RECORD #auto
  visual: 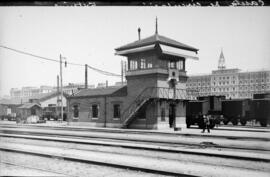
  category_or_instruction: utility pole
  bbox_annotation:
[173,79,177,131]
[60,54,63,122]
[57,75,59,118]
[121,60,123,85]
[85,64,88,89]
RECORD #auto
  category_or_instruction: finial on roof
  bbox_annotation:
[138,27,141,40]
[155,16,158,34]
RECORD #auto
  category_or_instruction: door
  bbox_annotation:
[169,104,176,128]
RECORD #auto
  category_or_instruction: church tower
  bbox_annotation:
[218,48,226,70]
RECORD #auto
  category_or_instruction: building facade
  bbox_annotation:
[187,50,270,99]
[10,86,55,98]
[67,20,199,129]
[9,83,96,98]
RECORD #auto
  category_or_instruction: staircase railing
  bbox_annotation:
[121,87,155,128]
[121,87,197,128]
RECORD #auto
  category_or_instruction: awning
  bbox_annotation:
[159,44,199,60]
[115,44,155,55]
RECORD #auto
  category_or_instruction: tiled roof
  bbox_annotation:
[72,85,127,98]
[115,34,198,52]
[18,103,41,109]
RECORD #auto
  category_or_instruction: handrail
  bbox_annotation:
[121,87,154,124]
[121,87,199,127]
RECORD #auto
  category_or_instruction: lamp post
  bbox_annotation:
[59,54,67,123]
[171,78,177,131]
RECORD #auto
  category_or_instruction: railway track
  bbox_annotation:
[0,134,269,177]
[0,126,269,152]
[0,123,269,141]
[1,132,269,162]
[1,124,269,177]
[0,147,196,177]
[0,160,68,176]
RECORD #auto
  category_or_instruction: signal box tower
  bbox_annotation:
[115,18,199,129]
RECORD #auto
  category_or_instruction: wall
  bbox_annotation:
[68,96,126,128]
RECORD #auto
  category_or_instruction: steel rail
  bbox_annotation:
[1,131,269,162]
[1,129,269,152]
[0,124,269,139]
[1,160,69,176]
[0,147,198,177]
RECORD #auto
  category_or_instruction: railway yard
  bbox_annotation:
[0,121,269,177]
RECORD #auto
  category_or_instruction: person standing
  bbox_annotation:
[202,115,210,133]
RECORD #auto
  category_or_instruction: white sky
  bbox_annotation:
[0,7,270,96]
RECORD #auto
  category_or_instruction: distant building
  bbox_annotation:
[10,86,55,98]
[9,83,96,98]
[186,50,270,99]
[0,91,69,119]
[96,83,107,88]
[114,81,127,86]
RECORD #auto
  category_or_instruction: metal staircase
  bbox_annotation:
[121,87,197,128]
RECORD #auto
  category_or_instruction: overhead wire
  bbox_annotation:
[0,44,121,77]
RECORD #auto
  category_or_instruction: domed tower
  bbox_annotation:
[115,18,199,129]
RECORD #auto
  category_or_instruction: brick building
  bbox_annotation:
[187,50,270,99]
[67,20,199,129]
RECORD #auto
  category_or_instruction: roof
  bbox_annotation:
[72,85,127,98]
[18,103,41,109]
[115,33,198,52]
[29,91,68,101]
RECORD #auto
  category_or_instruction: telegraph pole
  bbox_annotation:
[121,60,123,85]
[57,75,59,118]
[60,54,63,122]
[85,64,88,89]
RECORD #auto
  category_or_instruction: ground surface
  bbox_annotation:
[0,120,269,177]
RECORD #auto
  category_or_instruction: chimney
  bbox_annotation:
[138,27,141,40]
[106,80,108,88]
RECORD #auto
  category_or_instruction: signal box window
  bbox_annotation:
[177,60,184,70]
[92,104,99,118]
[168,61,176,69]
[73,105,79,118]
[113,104,121,118]
[147,60,153,68]
[130,60,138,70]
[141,59,146,69]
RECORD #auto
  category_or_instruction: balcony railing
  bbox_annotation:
[126,68,186,77]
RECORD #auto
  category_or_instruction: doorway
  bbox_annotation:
[169,104,176,128]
